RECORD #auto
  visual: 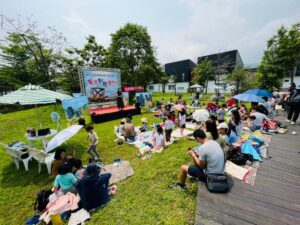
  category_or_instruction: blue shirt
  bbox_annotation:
[228,131,238,144]
[54,173,77,190]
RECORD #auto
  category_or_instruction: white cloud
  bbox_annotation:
[154,0,300,65]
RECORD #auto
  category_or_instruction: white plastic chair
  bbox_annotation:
[28,149,55,174]
[0,143,31,171]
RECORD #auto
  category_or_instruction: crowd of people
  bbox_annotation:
[32,84,300,223]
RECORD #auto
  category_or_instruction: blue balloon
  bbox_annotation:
[50,112,60,121]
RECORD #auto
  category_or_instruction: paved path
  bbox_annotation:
[195,114,300,225]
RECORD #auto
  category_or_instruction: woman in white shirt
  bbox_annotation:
[152,125,165,150]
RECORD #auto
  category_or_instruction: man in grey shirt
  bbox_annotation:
[171,129,225,190]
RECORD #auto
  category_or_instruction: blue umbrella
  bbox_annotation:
[244,89,272,97]
[233,93,265,103]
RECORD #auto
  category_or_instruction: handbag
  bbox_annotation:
[206,173,229,193]
[205,150,229,193]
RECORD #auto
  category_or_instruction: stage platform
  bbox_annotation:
[90,106,141,123]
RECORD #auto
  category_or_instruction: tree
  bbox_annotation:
[258,23,300,90]
[0,15,67,90]
[160,73,169,94]
[57,35,108,92]
[192,58,213,93]
[227,66,258,93]
[107,23,160,86]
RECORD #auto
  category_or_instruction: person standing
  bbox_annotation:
[116,88,124,110]
[165,114,174,142]
[85,125,100,160]
[217,104,226,123]
[178,109,187,136]
[287,90,300,125]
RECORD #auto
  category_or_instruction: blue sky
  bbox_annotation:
[1,0,299,66]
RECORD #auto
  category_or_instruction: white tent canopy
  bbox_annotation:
[190,84,203,88]
[0,84,72,105]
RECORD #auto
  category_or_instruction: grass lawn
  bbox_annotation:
[0,96,202,225]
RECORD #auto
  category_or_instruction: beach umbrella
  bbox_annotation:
[192,109,209,122]
[45,125,83,152]
[173,104,186,111]
[0,84,72,105]
[0,84,72,128]
[233,93,265,103]
[244,89,272,97]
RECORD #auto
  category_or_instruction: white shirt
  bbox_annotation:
[153,133,165,147]
[179,114,186,125]
[88,131,98,145]
[250,112,267,127]
[165,120,174,130]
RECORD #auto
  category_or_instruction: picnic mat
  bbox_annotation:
[102,160,134,185]
[225,161,250,180]
[171,128,193,138]
[225,160,260,186]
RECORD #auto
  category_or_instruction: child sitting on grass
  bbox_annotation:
[139,117,148,132]
[73,159,86,179]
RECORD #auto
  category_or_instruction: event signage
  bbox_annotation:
[123,86,144,92]
[79,68,121,103]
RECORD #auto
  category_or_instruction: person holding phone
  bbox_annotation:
[170,129,224,190]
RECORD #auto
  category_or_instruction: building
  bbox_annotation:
[197,49,244,74]
[147,59,196,93]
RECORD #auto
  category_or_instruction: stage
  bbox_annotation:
[90,106,141,123]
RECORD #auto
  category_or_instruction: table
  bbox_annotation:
[25,129,57,150]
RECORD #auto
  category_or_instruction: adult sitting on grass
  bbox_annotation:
[171,129,225,190]
[53,163,77,194]
[124,118,136,142]
[52,148,74,177]
[77,163,116,211]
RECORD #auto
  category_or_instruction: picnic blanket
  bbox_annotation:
[171,128,193,138]
[225,160,260,186]
[101,160,134,185]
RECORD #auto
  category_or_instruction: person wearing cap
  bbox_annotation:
[77,163,115,211]
[217,122,230,145]
[139,118,148,132]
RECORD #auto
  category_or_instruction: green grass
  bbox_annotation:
[0,97,202,225]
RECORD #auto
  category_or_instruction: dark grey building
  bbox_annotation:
[164,59,196,82]
[197,50,244,74]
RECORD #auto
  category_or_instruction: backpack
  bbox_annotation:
[34,189,52,212]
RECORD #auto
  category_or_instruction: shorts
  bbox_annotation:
[188,165,206,182]
[180,124,186,128]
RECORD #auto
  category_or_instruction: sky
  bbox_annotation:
[0,0,299,66]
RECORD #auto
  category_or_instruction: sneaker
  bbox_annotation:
[142,153,152,160]
[168,182,187,190]
[286,119,291,122]
[291,121,295,125]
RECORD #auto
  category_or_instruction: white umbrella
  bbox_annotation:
[192,109,209,122]
[45,125,83,152]
[190,84,203,88]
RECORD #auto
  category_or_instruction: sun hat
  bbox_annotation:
[217,122,229,129]
[141,118,148,123]
[121,118,126,123]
